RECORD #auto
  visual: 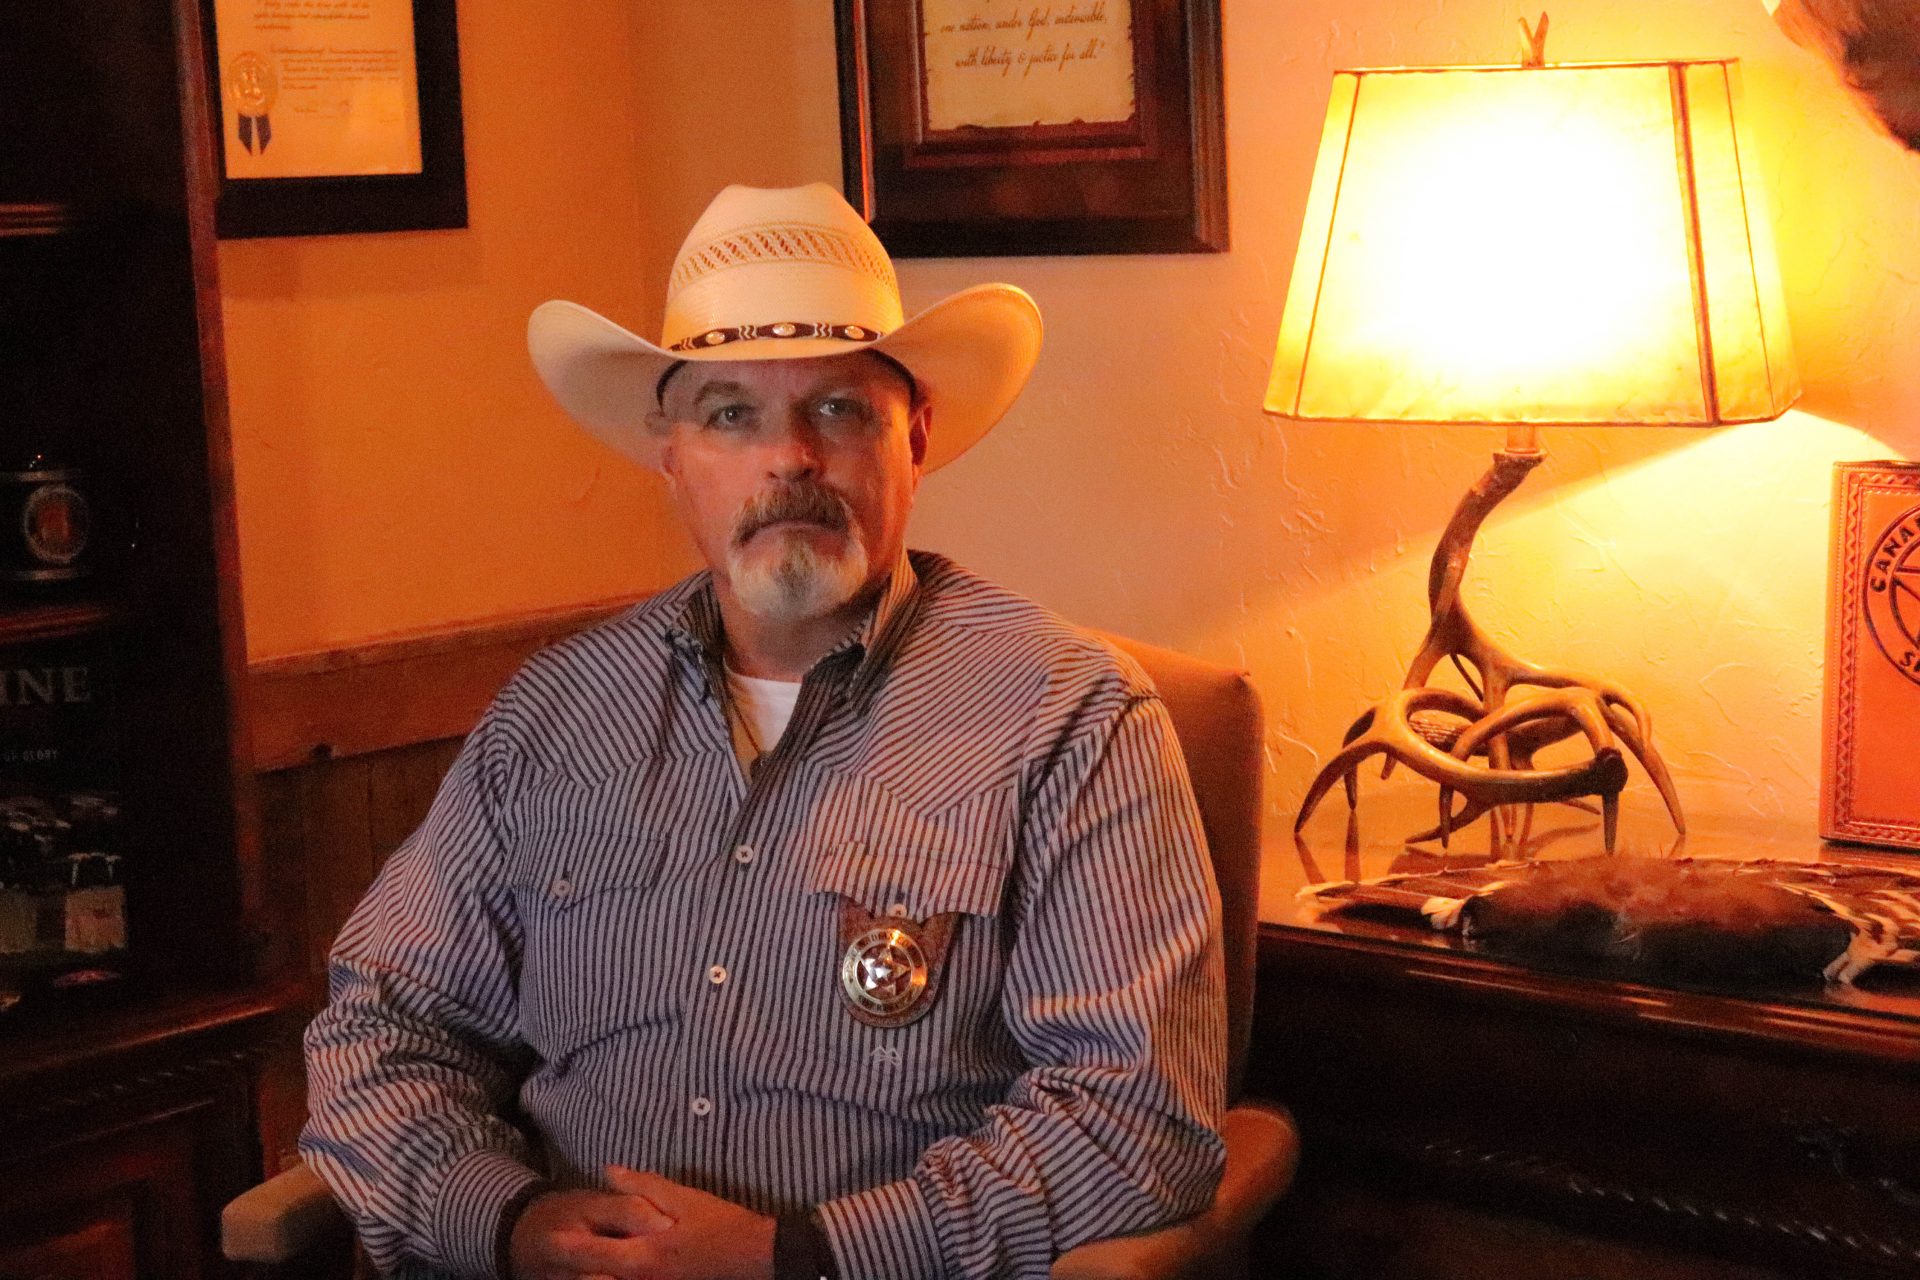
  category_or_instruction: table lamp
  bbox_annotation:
[1267,27,1800,851]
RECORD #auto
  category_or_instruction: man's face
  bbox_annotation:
[651,352,929,625]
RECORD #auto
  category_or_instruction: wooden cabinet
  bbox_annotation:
[1,2,285,1274]
[0,1054,251,1280]
[1252,792,1920,1279]
[0,1212,141,1280]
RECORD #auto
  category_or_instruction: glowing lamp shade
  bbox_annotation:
[1266,60,1800,425]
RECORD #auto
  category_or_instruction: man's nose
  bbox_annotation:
[766,412,824,477]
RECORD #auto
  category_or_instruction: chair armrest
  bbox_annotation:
[1050,1099,1300,1280]
[217,1105,1301,1274]
[221,1160,350,1264]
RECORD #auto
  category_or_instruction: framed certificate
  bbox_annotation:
[205,0,467,238]
[835,0,1226,256]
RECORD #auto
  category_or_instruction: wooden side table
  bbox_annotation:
[1248,788,1920,1279]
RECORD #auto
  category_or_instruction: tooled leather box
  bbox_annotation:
[1822,460,1920,850]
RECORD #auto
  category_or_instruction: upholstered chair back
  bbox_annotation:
[1101,634,1264,1103]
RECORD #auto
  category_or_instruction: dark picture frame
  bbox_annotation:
[204,0,467,239]
[834,0,1226,257]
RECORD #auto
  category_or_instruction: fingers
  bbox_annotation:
[580,1186,672,1237]
[602,1164,669,1198]
[542,1229,649,1277]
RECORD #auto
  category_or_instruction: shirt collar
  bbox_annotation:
[662,552,923,708]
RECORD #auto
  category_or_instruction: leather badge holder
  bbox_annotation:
[1822,461,1920,850]
[836,899,958,1029]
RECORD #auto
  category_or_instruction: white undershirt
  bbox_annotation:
[724,666,803,756]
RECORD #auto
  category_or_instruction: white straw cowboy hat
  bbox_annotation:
[528,183,1043,472]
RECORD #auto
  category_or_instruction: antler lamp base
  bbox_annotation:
[1294,426,1686,853]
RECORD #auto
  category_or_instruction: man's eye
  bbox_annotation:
[706,404,754,429]
[818,397,869,421]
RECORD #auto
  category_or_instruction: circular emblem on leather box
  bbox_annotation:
[839,924,929,1020]
[1866,503,1920,687]
[22,483,90,566]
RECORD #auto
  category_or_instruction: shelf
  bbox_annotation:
[0,977,291,1104]
[0,600,114,646]
[0,202,79,238]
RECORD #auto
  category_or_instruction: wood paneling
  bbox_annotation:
[248,597,641,771]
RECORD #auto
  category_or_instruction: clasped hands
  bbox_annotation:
[510,1166,776,1280]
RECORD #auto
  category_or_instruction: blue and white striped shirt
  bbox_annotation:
[301,550,1227,1279]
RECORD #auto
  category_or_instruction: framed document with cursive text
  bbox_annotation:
[204,0,467,238]
[835,0,1226,256]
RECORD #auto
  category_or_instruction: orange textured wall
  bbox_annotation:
[219,0,690,659]
[222,0,1920,835]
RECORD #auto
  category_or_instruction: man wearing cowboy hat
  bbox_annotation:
[301,183,1226,1280]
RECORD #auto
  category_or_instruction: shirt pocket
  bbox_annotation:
[512,823,673,1058]
[806,841,1008,922]
[766,845,1019,1126]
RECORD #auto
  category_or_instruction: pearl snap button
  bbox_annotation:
[550,878,573,899]
[708,965,728,985]
[733,844,755,865]
[691,1096,713,1117]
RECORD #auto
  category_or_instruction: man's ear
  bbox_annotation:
[642,410,677,482]
[908,401,932,472]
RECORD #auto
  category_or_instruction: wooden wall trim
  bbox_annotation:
[246,595,646,771]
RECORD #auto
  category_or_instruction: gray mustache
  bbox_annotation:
[734,483,853,546]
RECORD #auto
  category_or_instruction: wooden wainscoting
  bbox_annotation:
[248,596,643,1172]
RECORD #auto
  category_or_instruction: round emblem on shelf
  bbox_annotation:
[839,924,930,1020]
[1865,503,1920,688]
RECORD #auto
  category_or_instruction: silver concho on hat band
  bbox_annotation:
[836,900,958,1029]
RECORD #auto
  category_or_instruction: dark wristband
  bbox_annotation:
[773,1211,841,1280]
[493,1178,555,1279]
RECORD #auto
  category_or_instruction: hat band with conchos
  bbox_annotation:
[668,321,882,353]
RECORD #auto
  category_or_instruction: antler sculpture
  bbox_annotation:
[1295,439,1686,853]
